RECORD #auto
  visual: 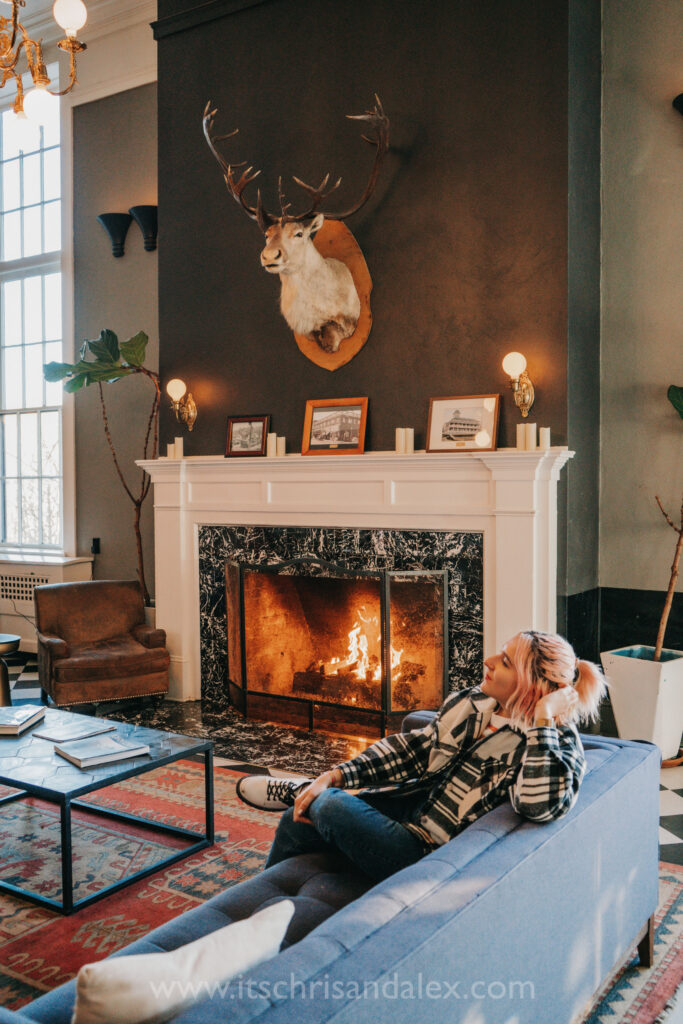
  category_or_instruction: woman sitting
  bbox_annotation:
[236,630,607,882]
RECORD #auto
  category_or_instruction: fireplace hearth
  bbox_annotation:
[226,558,448,737]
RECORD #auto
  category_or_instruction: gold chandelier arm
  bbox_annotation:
[47,39,84,96]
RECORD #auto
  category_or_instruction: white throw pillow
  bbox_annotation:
[71,899,295,1024]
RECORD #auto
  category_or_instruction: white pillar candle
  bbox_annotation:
[395,428,406,453]
[524,423,537,451]
[539,427,551,450]
[516,423,526,450]
[276,436,286,456]
[174,435,184,458]
[266,432,277,457]
[404,427,414,454]
[166,442,175,458]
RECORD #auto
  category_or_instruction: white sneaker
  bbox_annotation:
[236,775,312,811]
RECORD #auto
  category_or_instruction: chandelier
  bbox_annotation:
[0,0,88,122]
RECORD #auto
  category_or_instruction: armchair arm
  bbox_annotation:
[132,623,167,649]
[36,633,69,660]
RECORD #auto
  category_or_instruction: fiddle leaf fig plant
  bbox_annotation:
[44,329,160,605]
[654,384,683,662]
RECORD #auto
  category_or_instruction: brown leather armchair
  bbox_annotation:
[34,580,170,707]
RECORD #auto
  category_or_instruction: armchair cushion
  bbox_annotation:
[53,636,169,684]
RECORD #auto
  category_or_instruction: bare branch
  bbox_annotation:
[656,495,683,534]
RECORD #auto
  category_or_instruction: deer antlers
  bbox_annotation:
[202,95,389,231]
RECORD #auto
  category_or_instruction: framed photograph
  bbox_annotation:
[426,394,500,453]
[302,397,369,455]
[226,415,270,457]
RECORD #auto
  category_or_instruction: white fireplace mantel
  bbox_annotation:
[138,448,573,701]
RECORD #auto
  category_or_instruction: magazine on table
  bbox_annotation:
[34,719,117,743]
[54,733,150,768]
[0,704,45,735]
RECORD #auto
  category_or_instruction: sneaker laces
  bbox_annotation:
[266,778,302,805]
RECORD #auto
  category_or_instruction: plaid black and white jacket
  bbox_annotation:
[334,687,586,847]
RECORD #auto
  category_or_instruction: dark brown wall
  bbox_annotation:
[155,0,570,455]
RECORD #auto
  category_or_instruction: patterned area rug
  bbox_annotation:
[0,762,680,1021]
[0,762,277,1009]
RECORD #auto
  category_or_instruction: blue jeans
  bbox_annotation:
[265,788,430,881]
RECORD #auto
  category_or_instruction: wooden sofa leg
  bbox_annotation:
[637,914,655,967]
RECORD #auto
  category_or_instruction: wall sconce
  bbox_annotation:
[167,378,198,431]
[129,205,158,251]
[97,212,132,257]
[502,351,535,418]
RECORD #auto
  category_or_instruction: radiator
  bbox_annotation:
[0,558,92,651]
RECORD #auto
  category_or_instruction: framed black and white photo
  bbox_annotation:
[226,415,270,457]
[302,397,368,455]
[426,395,500,453]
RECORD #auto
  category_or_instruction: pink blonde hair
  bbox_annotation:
[505,631,606,729]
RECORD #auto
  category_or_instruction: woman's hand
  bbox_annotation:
[293,768,343,824]
[534,684,579,726]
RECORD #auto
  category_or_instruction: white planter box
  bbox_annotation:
[600,645,683,759]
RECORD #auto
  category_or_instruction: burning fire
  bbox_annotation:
[326,609,403,681]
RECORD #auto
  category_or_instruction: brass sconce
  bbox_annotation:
[502,351,535,418]
[166,378,197,431]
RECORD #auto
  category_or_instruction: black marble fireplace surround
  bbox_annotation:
[198,526,484,715]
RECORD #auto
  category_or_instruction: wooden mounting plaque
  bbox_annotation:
[293,219,373,371]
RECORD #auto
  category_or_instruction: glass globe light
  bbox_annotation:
[13,110,40,153]
[166,378,187,402]
[23,85,58,126]
[502,351,527,379]
[53,0,88,37]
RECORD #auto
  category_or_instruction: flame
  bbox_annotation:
[346,612,402,681]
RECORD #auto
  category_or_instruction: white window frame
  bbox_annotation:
[0,66,71,555]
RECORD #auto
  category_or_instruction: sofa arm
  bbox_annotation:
[0,1007,37,1023]
[402,709,436,733]
[132,623,167,649]
[36,633,69,660]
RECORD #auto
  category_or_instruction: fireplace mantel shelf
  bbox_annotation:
[137,447,573,701]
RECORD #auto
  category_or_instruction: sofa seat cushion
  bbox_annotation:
[25,852,373,1023]
[54,635,170,683]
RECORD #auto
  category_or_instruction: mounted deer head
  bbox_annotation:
[202,97,389,355]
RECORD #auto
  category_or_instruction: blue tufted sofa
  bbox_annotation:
[0,723,659,1024]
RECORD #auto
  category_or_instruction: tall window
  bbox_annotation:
[0,103,62,550]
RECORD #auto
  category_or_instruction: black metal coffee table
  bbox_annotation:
[0,708,214,914]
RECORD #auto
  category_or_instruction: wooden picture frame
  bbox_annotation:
[225,415,270,457]
[426,395,500,453]
[302,397,369,455]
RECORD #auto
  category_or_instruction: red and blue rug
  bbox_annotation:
[0,762,680,1021]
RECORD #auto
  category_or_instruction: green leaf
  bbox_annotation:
[86,366,134,383]
[668,385,683,421]
[43,361,73,382]
[119,331,148,367]
[88,329,120,363]
[79,341,88,360]
[64,374,87,393]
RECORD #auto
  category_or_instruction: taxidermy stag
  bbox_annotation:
[202,97,389,354]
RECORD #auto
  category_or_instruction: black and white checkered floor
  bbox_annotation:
[8,654,683,863]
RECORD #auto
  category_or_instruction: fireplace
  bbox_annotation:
[138,449,572,702]
[226,558,448,737]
